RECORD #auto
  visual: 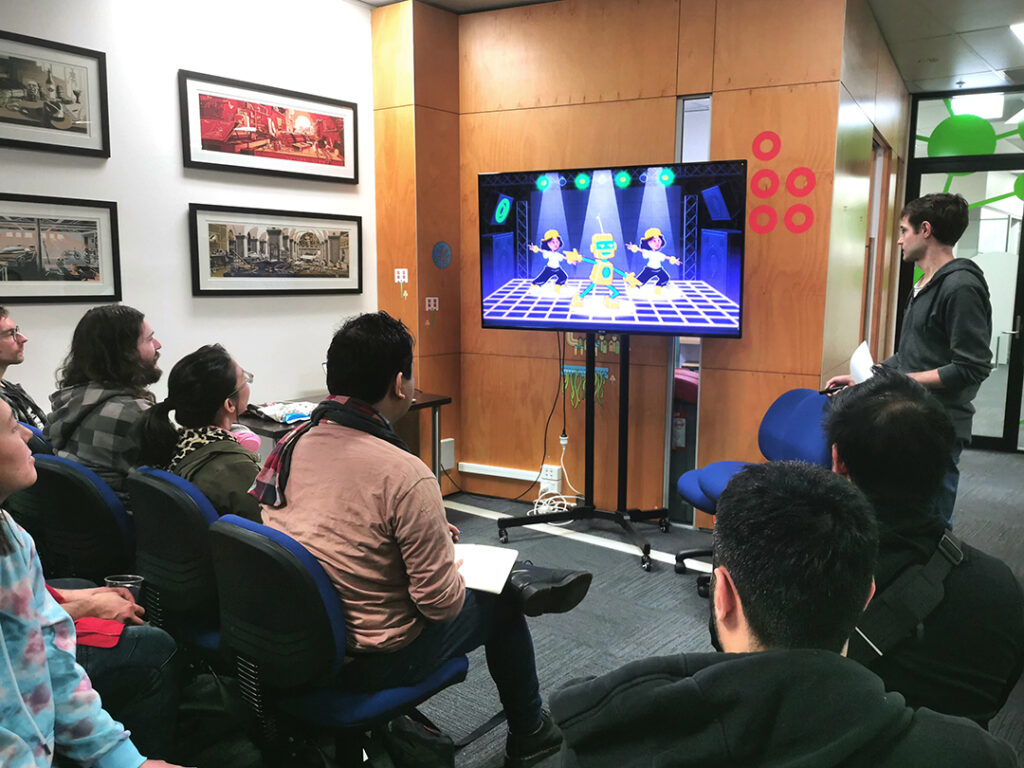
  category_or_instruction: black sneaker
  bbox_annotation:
[505,710,562,767]
[506,562,593,617]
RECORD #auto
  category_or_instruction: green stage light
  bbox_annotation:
[658,168,675,186]
[536,175,551,191]
[614,171,631,189]
[574,173,591,190]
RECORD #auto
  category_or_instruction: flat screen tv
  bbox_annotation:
[479,160,746,337]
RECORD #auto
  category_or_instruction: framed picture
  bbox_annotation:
[189,203,362,296]
[0,30,110,157]
[179,70,358,184]
[0,193,120,303]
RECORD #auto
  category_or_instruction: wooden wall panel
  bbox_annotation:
[840,0,881,125]
[372,2,414,110]
[677,0,715,95]
[459,0,679,114]
[702,82,840,375]
[374,106,419,327]
[459,97,678,361]
[416,352,462,494]
[415,106,461,359]
[459,352,666,509]
[820,85,874,381]
[413,2,459,113]
[712,0,845,92]
[874,48,910,155]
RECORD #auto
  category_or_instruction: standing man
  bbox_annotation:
[828,193,991,524]
[0,306,47,428]
[45,305,162,498]
[550,462,1018,767]
[255,311,591,768]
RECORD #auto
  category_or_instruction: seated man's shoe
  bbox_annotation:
[506,561,592,617]
[505,710,561,768]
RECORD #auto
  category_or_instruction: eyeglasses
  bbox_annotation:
[0,326,21,341]
[229,370,254,398]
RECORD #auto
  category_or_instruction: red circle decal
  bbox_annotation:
[750,169,779,199]
[784,204,814,234]
[752,131,781,161]
[786,167,816,197]
[749,205,777,234]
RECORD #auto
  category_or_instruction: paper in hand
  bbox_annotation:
[850,341,875,384]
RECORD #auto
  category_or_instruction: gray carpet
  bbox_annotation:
[423,452,1024,765]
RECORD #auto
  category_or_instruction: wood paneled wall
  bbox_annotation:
[372,0,909,519]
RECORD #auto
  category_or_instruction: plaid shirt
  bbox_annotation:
[44,384,152,499]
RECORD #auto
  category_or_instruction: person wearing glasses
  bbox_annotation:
[135,344,262,521]
[0,306,47,429]
[46,306,162,500]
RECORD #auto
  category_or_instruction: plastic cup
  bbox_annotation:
[104,574,144,601]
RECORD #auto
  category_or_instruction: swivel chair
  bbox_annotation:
[126,467,221,653]
[210,515,488,766]
[675,389,832,576]
[4,454,133,583]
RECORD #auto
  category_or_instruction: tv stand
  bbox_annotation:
[497,333,669,570]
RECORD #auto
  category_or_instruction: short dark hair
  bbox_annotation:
[714,461,878,653]
[0,306,8,320]
[901,193,969,247]
[826,367,954,514]
[57,305,156,393]
[135,344,238,467]
[326,311,413,402]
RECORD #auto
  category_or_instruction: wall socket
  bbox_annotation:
[539,464,562,496]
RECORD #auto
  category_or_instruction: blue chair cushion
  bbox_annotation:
[677,469,715,512]
[758,389,818,461]
[279,655,469,729]
[782,392,833,466]
[35,455,133,548]
[135,466,220,525]
[697,461,751,504]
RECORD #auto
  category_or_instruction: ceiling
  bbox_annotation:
[359,0,1024,95]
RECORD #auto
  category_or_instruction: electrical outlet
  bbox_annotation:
[425,296,439,311]
[539,464,561,496]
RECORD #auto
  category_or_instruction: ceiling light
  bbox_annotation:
[1011,22,1024,45]
[951,92,1004,119]
[1007,106,1024,125]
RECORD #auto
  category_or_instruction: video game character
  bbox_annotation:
[567,230,640,309]
[529,229,578,294]
[626,227,679,296]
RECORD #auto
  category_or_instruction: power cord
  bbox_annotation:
[510,331,563,502]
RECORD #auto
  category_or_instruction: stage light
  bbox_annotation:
[614,171,631,189]
[536,175,551,191]
[575,173,591,190]
[559,176,567,187]
[658,168,676,186]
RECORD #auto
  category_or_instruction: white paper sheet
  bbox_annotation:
[850,340,876,384]
[454,543,519,594]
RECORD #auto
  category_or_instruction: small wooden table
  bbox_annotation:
[238,391,452,482]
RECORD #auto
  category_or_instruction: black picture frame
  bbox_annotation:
[0,192,121,303]
[189,203,362,297]
[179,70,358,184]
[0,30,110,158]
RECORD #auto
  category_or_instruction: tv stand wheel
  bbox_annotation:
[498,529,508,544]
[640,554,652,571]
[659,517,670,533]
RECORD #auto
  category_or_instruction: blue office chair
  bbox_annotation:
[675,389,832,575]
[4,454,133,583]
[126,467,221,652]
[209,515,473,766]
[18,421,53,454]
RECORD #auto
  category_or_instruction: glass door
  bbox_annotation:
[912,169,1024,450]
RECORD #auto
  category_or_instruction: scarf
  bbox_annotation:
[169,425,236,468]
[249,395,409,508]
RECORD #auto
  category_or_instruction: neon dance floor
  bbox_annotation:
[482,278,740,335]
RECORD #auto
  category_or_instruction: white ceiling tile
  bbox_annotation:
[920,0,1024,33]
[893,34,993,79]
[867,0,951,43]
[910,71,1010,93]
[960,27,1024,69]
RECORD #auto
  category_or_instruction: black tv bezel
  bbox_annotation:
[477,159,746,339]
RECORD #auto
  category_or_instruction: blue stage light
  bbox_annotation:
[575,173,591,190]
[614,171,631,189]
[559,176,567,187]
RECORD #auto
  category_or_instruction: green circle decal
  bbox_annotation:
[927,114,997,158]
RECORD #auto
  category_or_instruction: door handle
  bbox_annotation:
[1001,315,1021,338]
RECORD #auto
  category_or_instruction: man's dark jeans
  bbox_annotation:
[76,624,180,758]
[341,588,543,733]
[934,437,967,527]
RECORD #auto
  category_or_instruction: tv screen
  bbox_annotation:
[479,160,746,337]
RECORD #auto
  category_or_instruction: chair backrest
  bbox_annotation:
[757,388,832,466]
[210,515,348,689]
[127,467,220,624]
[4,455,133,582]
[19,421,53,454]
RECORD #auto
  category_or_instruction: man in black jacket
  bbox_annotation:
[550,462,1018,767]
[829,368,1024,728]
[0,306,48,428]
[828,193,991,525]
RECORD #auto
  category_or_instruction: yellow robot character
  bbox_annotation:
[571,231,640,309]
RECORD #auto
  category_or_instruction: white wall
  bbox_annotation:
[1,0,377,407]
